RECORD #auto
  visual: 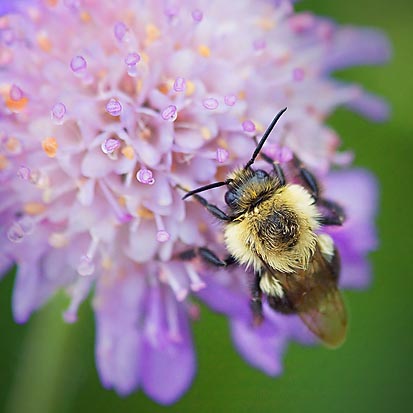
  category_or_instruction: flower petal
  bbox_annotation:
[323,27,392,72]
[230,316,287,376]
[95,274,146,395]
[324,169,379,288]
[345,91,390,122]
[142,291,196,405]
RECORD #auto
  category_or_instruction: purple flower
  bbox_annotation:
[0,0,388,404]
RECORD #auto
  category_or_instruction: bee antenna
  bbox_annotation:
[244,107,287,170]
[182,180,231,200]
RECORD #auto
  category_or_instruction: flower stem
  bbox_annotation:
[4,294,78,413]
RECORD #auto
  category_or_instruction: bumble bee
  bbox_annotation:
[181,107,347,348]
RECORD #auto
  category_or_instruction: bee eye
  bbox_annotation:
[225,190,237,207]
[255,169,269,179]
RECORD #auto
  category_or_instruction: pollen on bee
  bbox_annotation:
[42,137,58,157]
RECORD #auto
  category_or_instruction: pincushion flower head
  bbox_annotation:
[0,0,389,405]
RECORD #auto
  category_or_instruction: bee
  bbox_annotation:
[181,107,347,348]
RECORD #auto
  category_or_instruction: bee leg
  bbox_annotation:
[178,247,236,267]
[267,294,295,315]
[292,155,319,200]
[317,198,346,226]
[198,247,236,267]
[250,271,264,326]
[258,151,286,186]
[328,248,341,283]
[289,156,345,225]
[192,194,232,221]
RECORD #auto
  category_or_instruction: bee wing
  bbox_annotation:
[262,247,347,348]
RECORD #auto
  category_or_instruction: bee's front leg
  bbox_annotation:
[192,194,232,221]
[178,247,236,268]
[292,155,320,200]
[253,143,286,186]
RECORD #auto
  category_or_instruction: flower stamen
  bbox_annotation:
[136,168,155,185]
[77,255,95,276]
[125,52,141,77]
[203,98,218,110]
[173,77,186,92]
[99,180,132,223]
[101,137,120,155]
[51,102,67,124]
[242,120,256,132]
[185,263,206,292]
[165,290,182,342]
[70,55,87,75]
[154,214,170,243]
[216,148,229,163]
[161,105,178,121]
[160,265,188,302]
[105,98,123,117]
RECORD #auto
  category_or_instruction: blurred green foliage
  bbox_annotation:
[1,1,412,412]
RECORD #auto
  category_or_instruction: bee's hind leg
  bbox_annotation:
[250,271,264,326]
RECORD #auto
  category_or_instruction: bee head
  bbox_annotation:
[182,107,287,203]
[224,168,271,210]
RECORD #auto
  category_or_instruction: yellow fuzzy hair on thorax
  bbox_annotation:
[224,184,320,273]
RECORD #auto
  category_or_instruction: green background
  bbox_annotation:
[1,1,412,412]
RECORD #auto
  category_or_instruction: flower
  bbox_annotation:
[0,0,389,404]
